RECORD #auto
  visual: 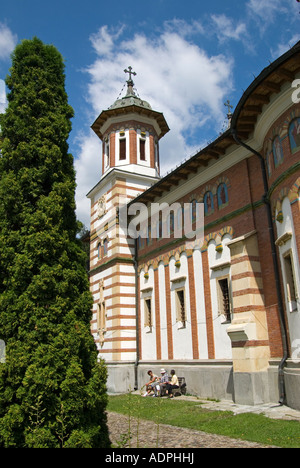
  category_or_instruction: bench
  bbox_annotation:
[160,377,187,397]
[174,377,187,396]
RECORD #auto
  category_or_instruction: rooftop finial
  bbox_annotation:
[224,100,233,128]
[124,66,137,96]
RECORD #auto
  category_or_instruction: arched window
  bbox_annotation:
[204,192,214,215]
[103,238,108,256]
[217,184,228,208]
[97,242,102,260]
[273,136,284,168]
[289,118,300,154]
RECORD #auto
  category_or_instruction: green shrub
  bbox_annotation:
[0,38,110,448]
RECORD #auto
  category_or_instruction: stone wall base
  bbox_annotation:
[284,362,300,411]
[105,360,300,410]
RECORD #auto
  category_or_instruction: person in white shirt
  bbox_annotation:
[142,370,159,396]
[153,368,169,396]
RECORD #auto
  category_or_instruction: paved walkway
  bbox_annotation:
[107,396,300,448]
[107,411,275,449]
[188,397,300,421]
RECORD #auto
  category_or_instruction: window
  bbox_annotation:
[166,211,175,236]
[204,191,214,215]
[104,140,110,168]
[170,211,174,233]
[217,277,231,322]
[144,298,153,329]
[155,141,159,170]
[289,118,300,154]
[97,242,102,260]
[140,138,146,161]
[103,238,108,256]
[119,138,126,160]
[175,289,186,327]
[284,253,297,312]
[97,301,106,333]
[97,282,106,348]
[217,183,228,208]
[272,136,284,168]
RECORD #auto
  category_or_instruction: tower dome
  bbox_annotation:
[109,94,152,111]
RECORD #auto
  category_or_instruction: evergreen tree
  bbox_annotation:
[0,38,110,448]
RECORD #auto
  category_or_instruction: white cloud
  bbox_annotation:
[247,0,285,20]
[271,34,300,59]
[247,0,299,28]
[245,0,300,59]
[211,15,247,43]
[0,79,6,114]
[89,24,125,57]
[75,23,234,226]
[0,23,17,61]
[163,18,205,37]
[74,130,102,227]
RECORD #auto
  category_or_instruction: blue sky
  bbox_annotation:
[0,0,300,226]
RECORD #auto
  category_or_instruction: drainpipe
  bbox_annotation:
[231,129,289,405]
[134,238,139,390]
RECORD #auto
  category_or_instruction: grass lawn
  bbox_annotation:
[107,394,300,448]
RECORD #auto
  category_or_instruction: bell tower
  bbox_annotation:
[87,68,169,391]
[91,66,169,179]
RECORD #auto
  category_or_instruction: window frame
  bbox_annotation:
[175,287,187,328]
[144,297,153,331]
[139,138,146,161]
[97,281,107,348]
[104,138,110,168]
[103,238,108,256]
[283,249,298,312]
[216,275,232,323]
[119,137,126,160]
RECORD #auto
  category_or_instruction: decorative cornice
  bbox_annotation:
[210,261,231,272]
[275,231,292,247]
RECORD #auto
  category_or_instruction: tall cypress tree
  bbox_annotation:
[0,38,110,448]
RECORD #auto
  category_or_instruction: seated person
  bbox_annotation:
[154,369,169,396]
[142,370,159,396]
[165,369,179,398]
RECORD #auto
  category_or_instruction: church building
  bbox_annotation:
[87,44,300,410]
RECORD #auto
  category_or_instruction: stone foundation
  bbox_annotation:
[105,359,300,410]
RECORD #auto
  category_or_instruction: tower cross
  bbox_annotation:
[124,66,137,82]
[224,99,233,129]
[224,100,233,114]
